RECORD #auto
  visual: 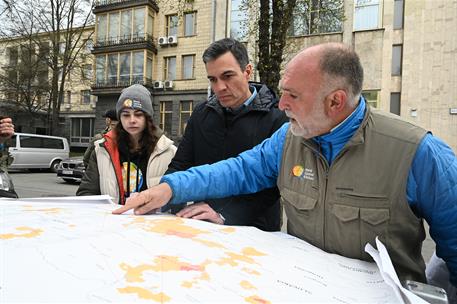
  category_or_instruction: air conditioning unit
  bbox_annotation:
[158,36,168,46]
[168,35,178,45]
[154,80,164,89]
[164,80,174,89]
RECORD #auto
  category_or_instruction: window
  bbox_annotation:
[39,43,49,61]
[81,90,91,104]
[160,101,173,136]
[288,0,343,36]
[38,70,48,84]
[58,68,63,82]
[354,0,381,31]
[82,64,92,80]
[362,90,380,108]
[66,91,71,104]
[109,13,119,41]
[96,14,107,41]
[392,45,402,76]
[393,0,404,30]
[96,51,147,85]
[164,56,176,80]
[108,53,118,84]
[120,9,132,38]
[59,42,66,54]
[95,55,106,84]
[8,47,18,65]
[119,53,131,83]
[179,101,193,135]
[184,12,196,36]
[132,51,144,83]
[390,93,401,115]
[147,57,153,80]
[8,69,17,83]
[19,135,64,149]
[134,8,145,37]
[182,55,195,79]
[71,118,95,144]
[166,14,178,36]
[230,0,248,40]
[147,14,154,36]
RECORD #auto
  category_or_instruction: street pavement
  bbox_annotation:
[8,169,436,263]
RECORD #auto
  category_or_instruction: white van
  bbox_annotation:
[9,133,70,172]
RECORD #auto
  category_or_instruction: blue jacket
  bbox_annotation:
[162,99,457,286]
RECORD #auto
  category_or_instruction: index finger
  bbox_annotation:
[112,193,145,214]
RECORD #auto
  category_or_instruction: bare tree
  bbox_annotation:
[238,0,344,94]
[1,0,94,135]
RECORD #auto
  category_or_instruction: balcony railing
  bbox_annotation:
[92,76,153,89]
[94,33,154,48]
[94,0,158,12]
[95,0,131,6]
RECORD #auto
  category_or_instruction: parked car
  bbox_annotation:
[9,133,70,173]
[57,157,85,183]
[0,168,18,198]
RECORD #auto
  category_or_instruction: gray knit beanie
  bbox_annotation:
[116,84,153,118]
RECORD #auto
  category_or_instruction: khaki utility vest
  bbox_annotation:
[277,106,428,282]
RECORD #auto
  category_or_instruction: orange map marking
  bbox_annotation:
[245,295,271,304]
[1,226,43,239]
[117,286,171,302]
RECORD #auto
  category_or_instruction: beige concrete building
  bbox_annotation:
[2,0,456,152]
[0,26,96,148]
[91,0,230,141]
[241,0,457,151]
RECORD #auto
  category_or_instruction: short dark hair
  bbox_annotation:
[319,44,364,98]
[202,38,249,70]
[103,109,118,121]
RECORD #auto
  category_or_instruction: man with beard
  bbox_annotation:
[113,43,457,291]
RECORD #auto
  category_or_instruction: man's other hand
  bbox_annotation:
[112,183,173,215]
[176,202,224,225]
[0,117,14,143]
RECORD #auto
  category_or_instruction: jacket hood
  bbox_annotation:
[155,132,175,155]
[207,81,278,111]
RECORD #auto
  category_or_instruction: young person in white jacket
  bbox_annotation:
[77,84,176,204]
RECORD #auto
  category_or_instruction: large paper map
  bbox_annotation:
[1,198,402,303]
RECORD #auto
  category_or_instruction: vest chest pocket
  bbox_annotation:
[327,204,390,260]
[281,188,321,246]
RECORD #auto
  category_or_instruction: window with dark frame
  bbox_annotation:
[393,0,404,30]
[81,90,91,104]
[392,44,403,76]
[160,101,173,136]
[182,55,195,79]
[179,101,193,135]
[184,12,196,36]
[390,92,401,115]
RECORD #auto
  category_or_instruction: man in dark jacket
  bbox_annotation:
[166,38,287,231]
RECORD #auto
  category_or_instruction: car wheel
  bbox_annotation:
[50,160,61,173]
[63,178,76,184]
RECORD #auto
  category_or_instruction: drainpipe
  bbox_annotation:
[211,0,216,43]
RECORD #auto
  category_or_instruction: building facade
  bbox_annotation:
[91,0,230,142]
[1,0,455,153]
[233,0,457,152]
[0,27,96,148]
